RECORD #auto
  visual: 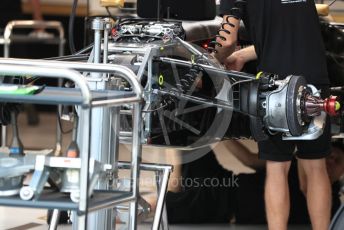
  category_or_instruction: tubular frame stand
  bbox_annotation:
[0,61,172,230]
[153,168,170,230]
[152,169,170,230]
[48,209,61,230]
[118,162,172,230]
[129,103,143,230]
[0,58,143,230]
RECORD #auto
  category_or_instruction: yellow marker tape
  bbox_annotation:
[158,74,164,85]
[256,71,263,79]
[335,101,341,111]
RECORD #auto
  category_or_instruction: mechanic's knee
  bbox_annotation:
[266,161,291,179]
[300,158,327,176]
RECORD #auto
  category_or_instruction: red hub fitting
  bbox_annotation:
[304,95,340,117]
[323,96,339,116]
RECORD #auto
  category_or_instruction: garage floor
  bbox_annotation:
[0,206,311,230]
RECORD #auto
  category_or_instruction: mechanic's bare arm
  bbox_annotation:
[224,45,257,71]
[224,140,265,171]
[214,15,240,63]
[30,0,43,21]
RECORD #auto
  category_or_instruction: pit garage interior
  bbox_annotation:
[0,0,344,230]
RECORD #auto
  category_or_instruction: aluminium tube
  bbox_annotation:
[0,64,91,106]
[152,168,170,230]
[0,58,143,99]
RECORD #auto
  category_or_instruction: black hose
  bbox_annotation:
[69,0,79,54]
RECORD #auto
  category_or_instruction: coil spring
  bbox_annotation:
[176,65,203,93]
[208,0,246,53]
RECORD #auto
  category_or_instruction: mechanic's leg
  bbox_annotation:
[265,161,291,230]
[166,149,183,193]
[299,159,331,230]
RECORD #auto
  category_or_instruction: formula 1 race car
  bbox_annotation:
[0,2,340,149]
[50,15,339,148]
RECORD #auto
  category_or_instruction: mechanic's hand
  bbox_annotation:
[224,52,246,71]
[224,46,257,71]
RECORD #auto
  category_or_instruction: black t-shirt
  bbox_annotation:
[219,0,235,16]
[220,0,329,85]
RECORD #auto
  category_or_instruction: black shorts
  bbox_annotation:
[258,116,331,162]
[258,84,331,162]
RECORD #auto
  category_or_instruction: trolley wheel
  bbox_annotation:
[286,75,307,136]
[19,186,34,201]
[70,191,80,203]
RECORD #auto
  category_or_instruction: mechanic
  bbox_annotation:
[214,0,332,229]
[163,140,343,225]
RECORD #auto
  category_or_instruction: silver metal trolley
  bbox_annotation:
[0,16,174,230]
[0,59,144,230]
